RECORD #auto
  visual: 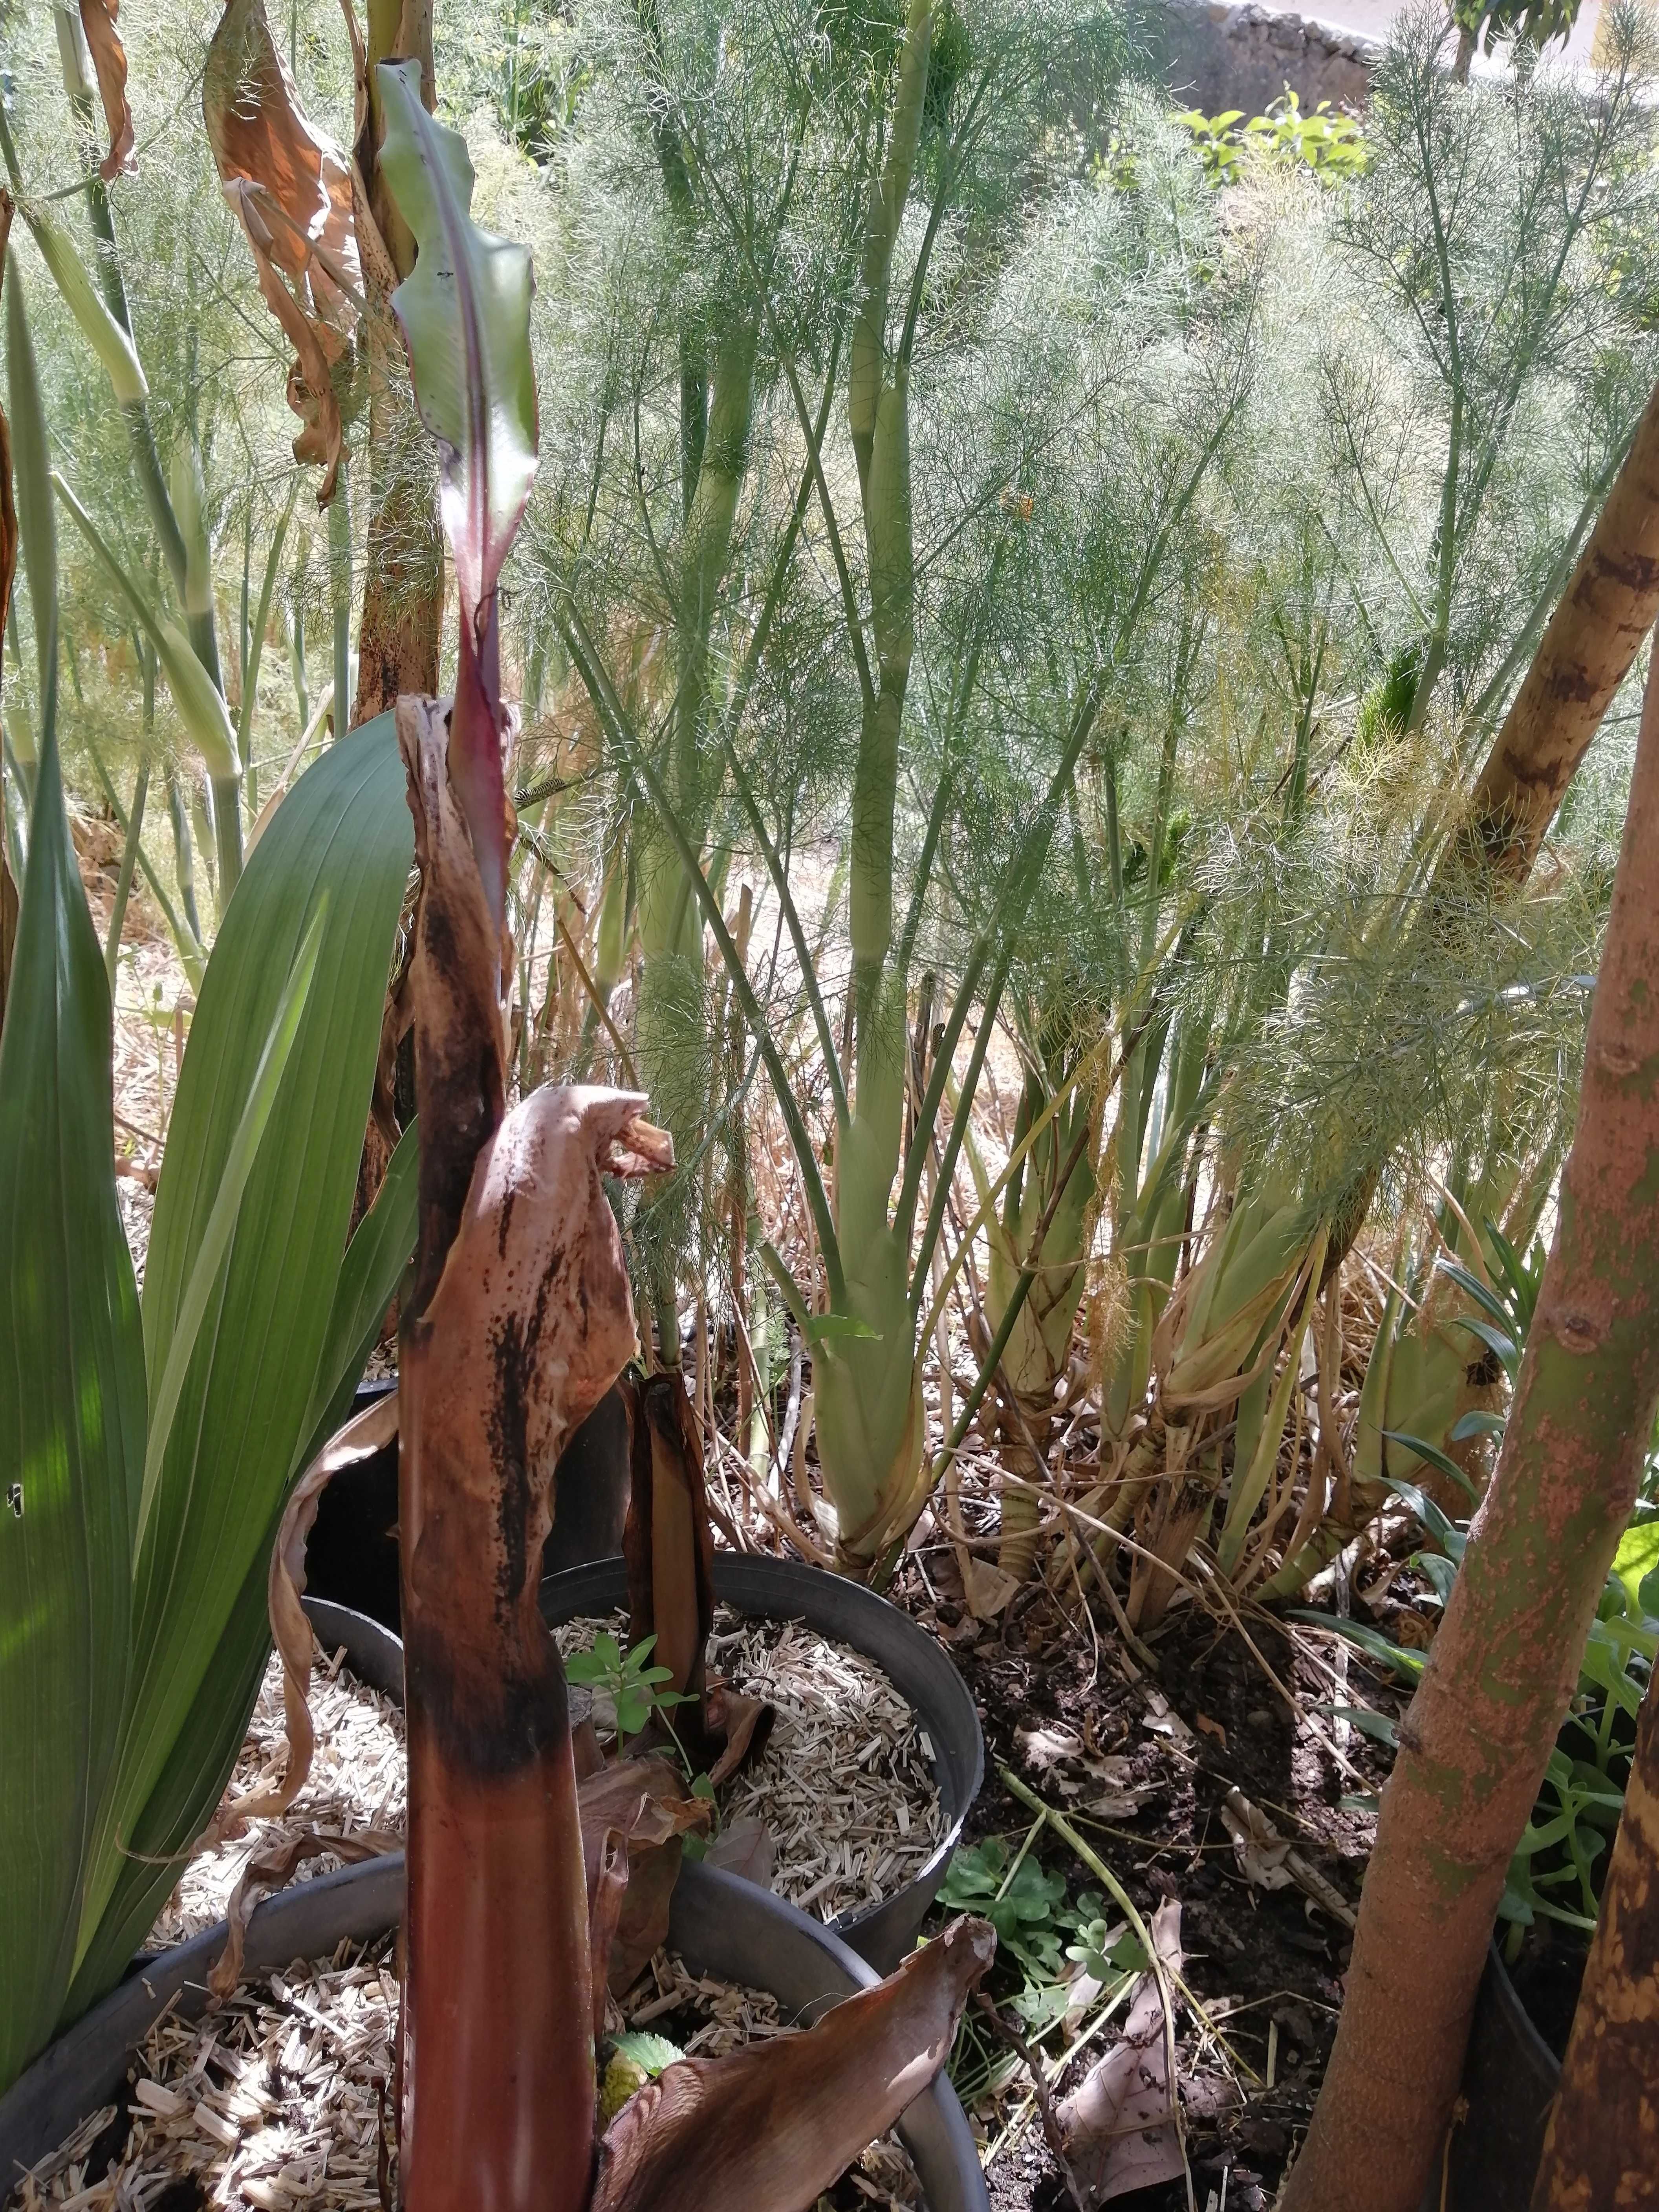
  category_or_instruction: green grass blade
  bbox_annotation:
[0,715,145,2093]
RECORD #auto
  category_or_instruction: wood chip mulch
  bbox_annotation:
[9,1943,923,2212]
[149,1647,405,1953]
[560,1607,946,1923]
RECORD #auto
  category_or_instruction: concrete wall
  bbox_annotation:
[1143,0,1382,116]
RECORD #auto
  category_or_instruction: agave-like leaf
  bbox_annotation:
[591,1917,996,2212]
[5,247,57,713]
[0,710,144,2095]
[0,201,15,672]
[65,716,415,2005]
[77,1,135,181]
[375,57,536,928]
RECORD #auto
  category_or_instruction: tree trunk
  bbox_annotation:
[1529,1673,1659,2211]
[1282,646,1659,2212]
[1457,374,1659,889]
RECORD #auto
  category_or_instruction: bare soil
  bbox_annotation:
[888,1558,1401,2210]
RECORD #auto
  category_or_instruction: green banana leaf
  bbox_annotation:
[0,716,145,2088]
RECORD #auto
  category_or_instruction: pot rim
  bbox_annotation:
[0,1856,987,2212]
[538,1550,986,1956]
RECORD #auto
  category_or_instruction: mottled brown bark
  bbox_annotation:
[350,0,443,728]
[1283,647,1659,2212]
[621,1369,715,1712]
[395,693,668,2212]
[1459,374,1659,887]
[1530,1679,1659,2212]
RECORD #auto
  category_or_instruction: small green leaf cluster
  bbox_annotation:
[1175,91,1368,188]
[566,1630,694,1742]
[940,1836,1141,2039]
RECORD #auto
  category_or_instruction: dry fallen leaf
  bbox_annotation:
[1194,1713,1227,1748]
[1221,1787,1357,1929]
[1141,1692,1195,1749]
[1058,1897,1187,2206]
[1016,1722,1084,1771]
[960,1554,1021,1622]
[705,1816,776,1891]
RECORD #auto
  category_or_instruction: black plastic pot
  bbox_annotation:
[1421,1942,1562,2212]
[539,1551,985,1974]
[302,1594,405,1702]
[302,1378,632,1630]
[0,1860,988,2212]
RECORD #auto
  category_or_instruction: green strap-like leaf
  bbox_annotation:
[5,249,59,716]
[374,58,537,622]
[0,714,145,2094]
[296,1118,417,1467]
[70,715,412,1986]
[134,907,324,1555]
[52,474,240,783]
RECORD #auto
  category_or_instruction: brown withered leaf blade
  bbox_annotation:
[588,1830,630,2040]
[590,1916,995,2212]
[207,1825,399,1998]
[397,691,510,1314]
[623,1368,714,1716]
[704,1815,776,1891]
[1058,1898,1186,2206]
[702,1682,775,1789]
[204,0,361,500]
[579,1756,712,1995]
[79,1,135,180]
[207,1391,400,1845]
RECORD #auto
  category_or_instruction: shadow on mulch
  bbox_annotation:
[888,1558,1400,2211]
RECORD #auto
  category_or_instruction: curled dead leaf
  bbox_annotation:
[591,1917,996,2212]
[1058,1897,1185,2207]
[79,2,136,180]
[204,0,363,502]
[208,1826,400,1998]
[579,1757,713,1996]
[1221,1788,1357,1928]
[216,1390,399,1844]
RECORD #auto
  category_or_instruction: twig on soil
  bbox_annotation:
[982,1987,1132,2173]
[1000,1768,1256,2091]
[971,1992,1087,2212]
[1001,1770,1195,2212]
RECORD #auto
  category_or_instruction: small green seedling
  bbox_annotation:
[565,1630,693,1743]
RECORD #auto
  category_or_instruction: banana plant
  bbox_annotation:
[366,66,994,2212]
[0,241,417,2087]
